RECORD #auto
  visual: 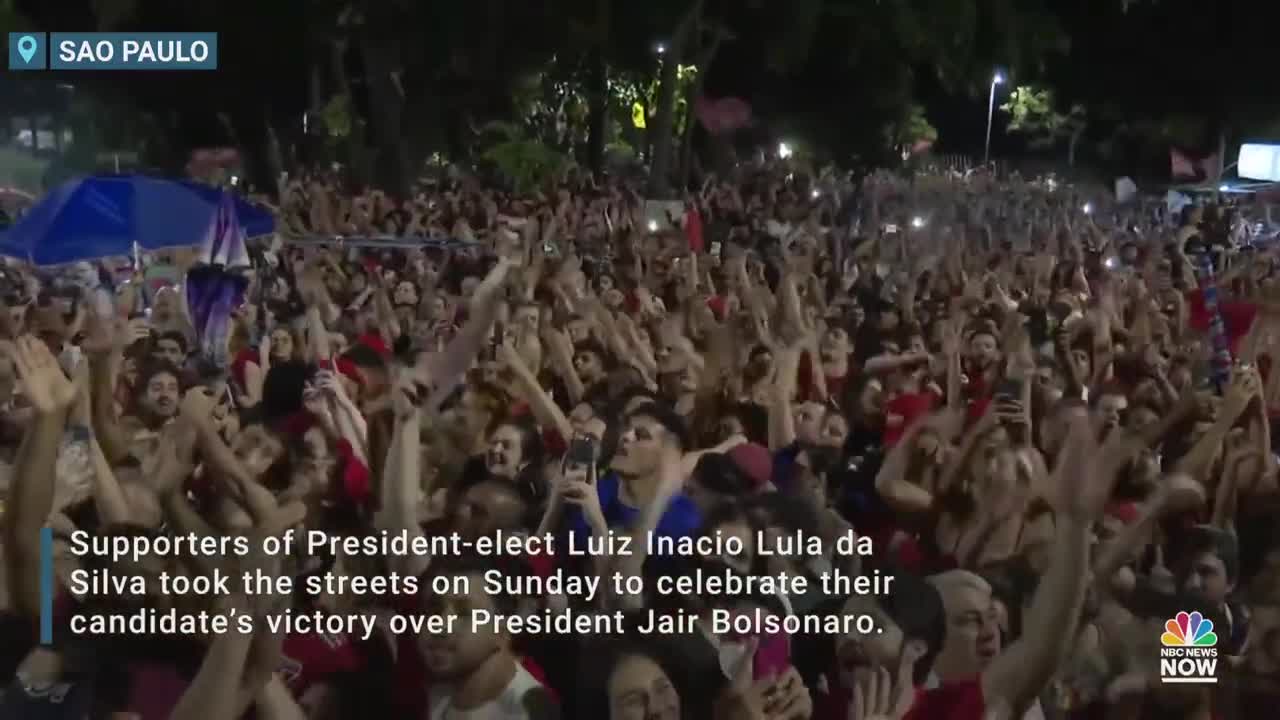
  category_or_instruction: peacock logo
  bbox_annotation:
[1159,611,1219,684]
[1161,611,1218,647]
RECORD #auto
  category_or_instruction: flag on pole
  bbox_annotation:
[186,193,250,372]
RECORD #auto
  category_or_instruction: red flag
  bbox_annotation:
[685,206,704,253]
[1171,149,1197,178]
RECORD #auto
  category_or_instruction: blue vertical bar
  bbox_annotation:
[39,526,53,644]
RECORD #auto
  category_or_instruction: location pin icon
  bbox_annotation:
[17,35,37,63]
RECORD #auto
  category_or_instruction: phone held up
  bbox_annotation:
[563,435,597,482]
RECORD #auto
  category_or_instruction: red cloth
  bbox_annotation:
[706,295,728,321]
[319,356,365,387]
[825,372,849,404]
[1106,501,1140,524]
[336,438,372,505]
[883,392,938,448]
[543,427,568,458]
[904,680,986,720]
[727,443,773,489]
[1185,289,1258,356]
[126,665,189,720]
[280,631,366,696]
[798,352,849,402]
[685,207,705,253]
[357,331,391,358]
[231,347,256,389]
[965,373,993,427]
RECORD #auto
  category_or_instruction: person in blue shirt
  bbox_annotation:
[565,402,702,551]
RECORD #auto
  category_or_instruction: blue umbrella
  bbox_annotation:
[0,175,275,266]
[174,179,275,239]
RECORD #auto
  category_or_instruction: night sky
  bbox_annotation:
[11,0,1280,170]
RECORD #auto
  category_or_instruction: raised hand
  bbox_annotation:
[10,335,76,414]
[314,369,352,405]
[715,638,767,720]
[1223,366,1262,421]
[180,386,218,425]
[847,643,924,720]
[1057,413,1136,520]
[80,310,117,356]
[762,667,812,720]
[302,383,330,419]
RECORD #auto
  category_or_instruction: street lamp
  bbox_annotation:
[778,142,793,159]
[655,43,666,55]
[984,72,1005,166]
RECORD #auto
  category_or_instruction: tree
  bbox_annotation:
[883,104,938,159]
[479,121,574,193]
[1001,85,1087,166]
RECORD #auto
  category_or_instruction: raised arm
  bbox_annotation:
[375,369,430,578]
[767,342,802,451]
[424,259,512,414]
[499,343,573,444]
[83,314,140,465]
[982,415,1133,712]
[169,627,256,720]
[2,337,77,617]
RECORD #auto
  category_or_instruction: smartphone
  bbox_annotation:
[709,241,722,258]
[994,378,1024,402]
[565,435,597,469]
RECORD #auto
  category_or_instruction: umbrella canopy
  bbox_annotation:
[175,180,275,239]
[0,175,274,266]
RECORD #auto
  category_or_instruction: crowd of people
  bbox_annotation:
[1,160,1279,720]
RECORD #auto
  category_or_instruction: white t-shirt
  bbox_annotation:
[427,663,553,720]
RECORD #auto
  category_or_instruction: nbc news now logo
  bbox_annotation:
[1160,611,1219,684]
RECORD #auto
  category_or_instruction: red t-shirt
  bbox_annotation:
[231,347,257,390]
[904,680,986,720]
[1185,289,1258,356]
[883,391,938,448]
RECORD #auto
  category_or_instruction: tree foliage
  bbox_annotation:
[883,104,937,155]
[479,122,574,194]
[1001,85,1086,163]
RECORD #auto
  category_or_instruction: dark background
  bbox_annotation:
[5,0,1280,190]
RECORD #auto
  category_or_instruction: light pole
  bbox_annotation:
[984,72,1005,166]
